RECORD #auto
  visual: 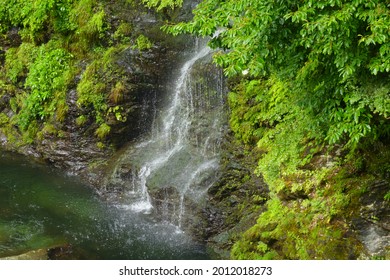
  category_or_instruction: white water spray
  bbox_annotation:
[107,41,226,229]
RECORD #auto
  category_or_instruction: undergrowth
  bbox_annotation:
[0,0,153,145]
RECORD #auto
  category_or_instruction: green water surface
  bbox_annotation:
[0,152,209,259]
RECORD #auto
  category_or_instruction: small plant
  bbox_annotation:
[76,115,88,126]
[18,46,72,131]
[109,81,126,104]
[37,123,57,140]
[141,0,183,11]
[5,43,37,83]
[385,192,390,202]
[113,22,132,43]
[0,113,9,125]
[108,106,127,122]
[95,123,111,139]
[55,99,69,123]
[132,34,153,51]
[76,65,107,124]
[96,141,105,149]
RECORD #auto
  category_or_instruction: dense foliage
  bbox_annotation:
[164,0,390,147]
[0,0,151,146]
[148,0,390,259]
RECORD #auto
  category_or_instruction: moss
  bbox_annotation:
[230,143,389,260]
[0,113,9,126]
[5,43,37,83]
[95,123,111,139]
[96,141,105,149]
[76,44,130,127]
[57,130,65,138]
[113,22,132,43]
[109,82,126,104]
[207,137,269,257]
[75,115,88,126]
[21,120,39,144]
[8,97,18,114]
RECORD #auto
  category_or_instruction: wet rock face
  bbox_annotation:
[35,46,173,177]
[101,53,228,238]
[0,93,10,112]
[44,42,186,171]
[0,1,197,187]
[203,134,269,258]
[112,47,172,142]
[354,180,390,258]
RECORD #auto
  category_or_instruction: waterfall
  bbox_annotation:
[104,40,226,231]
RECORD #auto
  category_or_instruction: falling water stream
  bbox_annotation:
[105,41,226,230]
[0,41,226,259]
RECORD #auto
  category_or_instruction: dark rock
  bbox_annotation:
[47,244,74,260]
[353,180,390,257]
[203,134,269,257]
[0,94,10,112]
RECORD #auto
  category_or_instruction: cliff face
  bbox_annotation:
[208,139,390,260]
[0,0,195,185]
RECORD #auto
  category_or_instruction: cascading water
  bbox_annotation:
[0,152,209,259]
[0,40,226,260]
[104,39,226,232]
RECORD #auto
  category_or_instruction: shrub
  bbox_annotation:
[18,45,72,130]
